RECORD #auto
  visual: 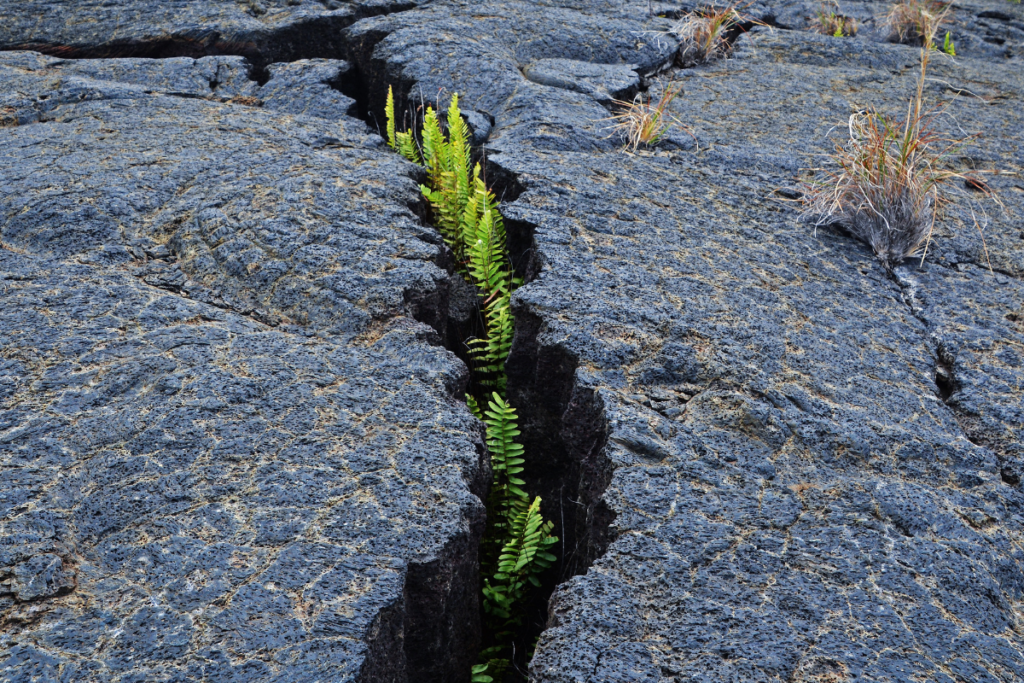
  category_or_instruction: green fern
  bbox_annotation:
[418,97,477,263]
[482,392,529,528]
[483,496,557,622]
[498,496,557,587]
[386,85,397,150]
[469,293,514,392]
[943,31,956,56]
[466,393,483,419]
[382,88,556,676]
[385,85,421,164]
[471,658,509,683]
[471,663,494,683]
[464,173,510,296]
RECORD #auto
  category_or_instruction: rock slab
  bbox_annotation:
[0,48,485,683]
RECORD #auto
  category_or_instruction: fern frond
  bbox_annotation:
[385,85,421,163]
[471,658,509,683]
[471,663,496,683]
[466,393,483,419]
[378,91,554,665]
[396,130,421,164]
[468,293,514,391]
[422,184,461,251]
[484,496,557,623]
[447,94,472,216]
[421,107,447,188]
[482,392,528,519]
[386,85,397,150]
[464,178,510,297]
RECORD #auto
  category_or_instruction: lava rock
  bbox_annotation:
[0,0,422,68]
[258,59,358,118]
[338,1,1024,679]
[523,59,640,105]
[2,0,1023,680]
[0,52,447,341]
[5,554,76,601]
[0,50,485,682]
[343,0,677,125]
[0,248,487,682]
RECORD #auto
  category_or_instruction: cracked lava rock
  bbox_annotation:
[2,0,1023,681]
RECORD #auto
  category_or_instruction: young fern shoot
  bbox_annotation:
[385,85,421,164]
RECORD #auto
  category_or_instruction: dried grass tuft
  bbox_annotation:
[802,8,995,268]
[671,4,746,66]
[605,84,686,152]
[803,108,970,265]
[885,0,952,44]
[809,1,858,36]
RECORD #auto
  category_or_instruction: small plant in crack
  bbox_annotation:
[386,87,558,681]
[810,0,858,36]
[941,30,956,55]
[605,83,688,152]
[801,6,996,268]
[670,2,757,66]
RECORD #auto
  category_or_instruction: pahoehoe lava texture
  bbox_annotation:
[2,0,1024,681]
[0,0,422,68]
[343,0,1024,680]
[0,50,486,682]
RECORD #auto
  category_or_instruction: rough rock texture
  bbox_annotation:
[771,0,1024,58]
[2,0,1023,681]
[340,0,1024,680]
[0,0,420,68]
[0,51,486,682]
[0,52,358,118]
[0,51,447,338]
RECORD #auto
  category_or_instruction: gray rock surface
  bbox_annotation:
[0,50,485,682]
[0,52,358,117]
[2,0,1023,680]
[0,0,418,67]
[522,60,640,105]
[0,52,447,337]
[260,59,358,118]
[338,0,1024,680]
[770,0,1024,58]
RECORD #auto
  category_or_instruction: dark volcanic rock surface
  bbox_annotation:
[339,0,1024,680]
[1,0,1023,681]
[0,52,447,338]
[0,51,485,682]
[0,0,419,67]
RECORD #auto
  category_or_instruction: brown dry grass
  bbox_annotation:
[605,84,687,152]
[671,4,747,66]
[885,0,952,44]
[802,6,996,267]
[809,1,858,36]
